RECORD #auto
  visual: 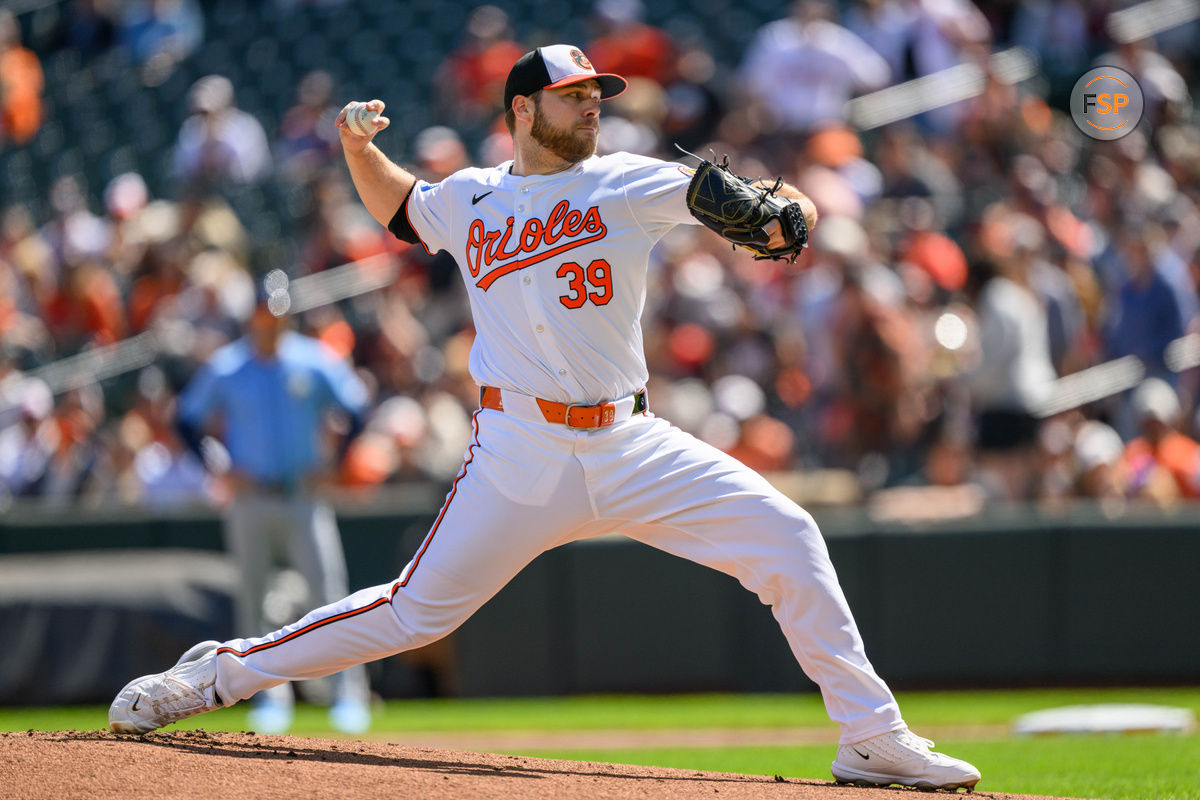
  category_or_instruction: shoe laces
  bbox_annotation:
[895,729,936,752]
[132,675,207,727]
[151,654,218,719]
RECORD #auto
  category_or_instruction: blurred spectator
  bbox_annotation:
[1073,419,1126,503]
[586,0,676,85]
[599,77,667,156]
[800,125,883,217]
[1096,35,1190,127]
[86,365,209,506]
[31,175,126,352]
[1103,226,1187,385]
[434,5,524,130]
[178,195,252,268]
[176,286,373,734]
[1009,0,1088,101]
[1122,378,1200,503]
[119,0,204,85]
[128,366,210,506]
[855,0,991,132]
[856,0,997,74]
[980,208,1086,373]
[895,196,968,294]
[877,124,965,228]
[737,0,889,139]
[121,232,249,371]
[276,70,340,184]
[126,236,190,333]
[36,384,105,505]
[296,170,390,276]
[172,75,272,193]
[412,126,471,181]
[866,424,987,522]
[103,171,155,281]
[1,209,56,361]
[905,0,991,78]
[51,0,118,62]
[0,10,44,146]
[844,0,914,83]
[40,175,113,273]
[0,376,54,499]
[964,216,1058,500]
[660,38,724,154]
[174,247,254,348]
[828,262,930,480]
[42,258,127,350]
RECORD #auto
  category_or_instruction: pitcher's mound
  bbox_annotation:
[1,729,1081,800]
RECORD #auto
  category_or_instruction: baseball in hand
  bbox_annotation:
[345,102,380,136]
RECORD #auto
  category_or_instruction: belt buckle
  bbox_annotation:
[563,403,588,428]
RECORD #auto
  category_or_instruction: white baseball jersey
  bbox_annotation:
[206,150,906,747]
[403,152,696,404]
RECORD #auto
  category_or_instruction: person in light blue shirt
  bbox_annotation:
[177,293,372,735]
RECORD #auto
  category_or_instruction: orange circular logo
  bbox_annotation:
[571,49,593,71]
[1070,66,1143,141]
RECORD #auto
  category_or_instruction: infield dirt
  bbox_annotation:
[1,729,1086,800]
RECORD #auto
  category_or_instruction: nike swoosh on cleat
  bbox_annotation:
[852,748,870,760]
[472,191,492,205]
[131,695,142,711]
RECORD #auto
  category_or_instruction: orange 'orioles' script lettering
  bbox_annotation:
[467,201,607,291]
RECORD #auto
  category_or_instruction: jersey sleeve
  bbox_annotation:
[396,179,454,255]
[317,346,369,415]
[619,155,698,232]
[177,362,223,426]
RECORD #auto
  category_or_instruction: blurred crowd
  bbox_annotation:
[2,0,1200,520]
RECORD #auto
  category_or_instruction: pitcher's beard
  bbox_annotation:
[531,103,597,164]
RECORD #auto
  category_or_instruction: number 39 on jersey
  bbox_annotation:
[557,259,613,309]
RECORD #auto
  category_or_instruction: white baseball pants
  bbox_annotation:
[212,404,905,744]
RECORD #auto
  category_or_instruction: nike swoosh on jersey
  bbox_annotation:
[472,191,493,205]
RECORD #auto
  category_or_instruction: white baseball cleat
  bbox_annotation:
[108,641,225,734]
[831,728,981,790]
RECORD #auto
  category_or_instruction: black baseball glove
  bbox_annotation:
[680,148,809,261]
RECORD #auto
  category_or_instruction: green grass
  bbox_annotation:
[7,686,1199,735]
[3,687,1199,799]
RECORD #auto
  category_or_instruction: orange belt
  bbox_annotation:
[480,387,647,429]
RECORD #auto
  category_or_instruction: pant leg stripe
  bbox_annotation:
[215,410,486,659]
[216,596,393,657]
[395,408,483,590]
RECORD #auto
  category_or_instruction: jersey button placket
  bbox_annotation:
[519,182,574,392]
[514,191,555,365]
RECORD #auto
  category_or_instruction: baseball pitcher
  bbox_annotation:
[109,44,979,791]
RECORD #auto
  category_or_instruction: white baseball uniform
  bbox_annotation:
[208,151,905,744]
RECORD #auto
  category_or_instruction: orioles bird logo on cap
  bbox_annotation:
[571,49,593,70]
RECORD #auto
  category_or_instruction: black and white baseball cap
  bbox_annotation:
[503,44,627,111]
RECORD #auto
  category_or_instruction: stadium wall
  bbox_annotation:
[0,500,1196,704]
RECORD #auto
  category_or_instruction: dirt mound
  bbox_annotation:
[0,729,1079,800]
